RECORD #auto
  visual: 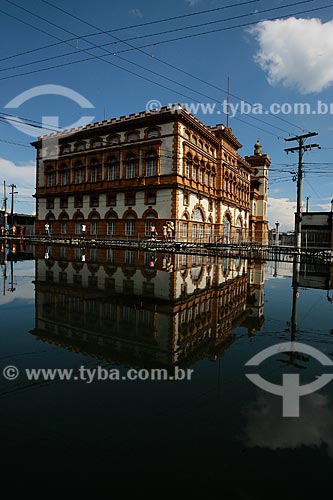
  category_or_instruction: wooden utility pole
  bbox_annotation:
[284,133,320,249]
[9,184,18,226]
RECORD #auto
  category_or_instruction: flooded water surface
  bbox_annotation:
[1,244,332,496]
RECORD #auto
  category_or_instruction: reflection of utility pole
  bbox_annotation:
[9,184,18,227]
[291,256,300,339]
[3,181,7,231]
[8,259,16,292]
[284,133,320,250]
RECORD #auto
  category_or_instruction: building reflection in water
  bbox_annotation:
[31,245,266,368]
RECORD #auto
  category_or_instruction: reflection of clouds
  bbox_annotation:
[0,263,35,306]
[244,392,333,457]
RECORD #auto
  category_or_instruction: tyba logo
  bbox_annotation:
[245,342,333,417]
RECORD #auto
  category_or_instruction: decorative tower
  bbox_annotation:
[245,140,271,245]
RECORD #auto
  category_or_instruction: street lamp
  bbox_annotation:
[275,221,280,246]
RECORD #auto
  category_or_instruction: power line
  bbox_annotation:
[0,0,264,64]
[37,0,314,135]
[2,1,325,140]
[0,1,291,138]
[1,1,329,137]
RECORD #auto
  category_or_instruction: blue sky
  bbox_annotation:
[1,0,333,229]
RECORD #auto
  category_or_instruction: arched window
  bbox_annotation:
[146,151,158,177]
[74,213,83,235]
[223,214,231,244]
[91,160,99,182]
[127,132,138,142]
[193,207,204,222]
[147,128,159,139]
[109,135,119,146]
[145,212,156,236]
[125,213,135,236]
[46,213,55,234]
[107,214,116,236]
[126,154,136,179]
[107,157,117,181]
[92,139,102,148]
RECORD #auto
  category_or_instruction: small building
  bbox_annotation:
[301,212,333,248]
[0,211,35,236]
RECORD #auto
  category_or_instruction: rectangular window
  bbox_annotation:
[198,170,203,183]
[61,171,67,185]
[91,221,98,235]
[46,198,54,209]
[60,221,67,235]
[185,162,190,177]
[146,192,156,205]
[182,222,188,239]
[60,246,67,260]
[192,224,197,239]
[106,249,114,263]
[74,195,83,208]
[47,173,54,187]
[107,193,116,206]
[199,224,204,239]
[91,167,98,182]
[108,164,116,181]
[90,195,99,207]
[60,197,68,208]
[90,248,98,262]
[75,222,82,235]
[126,163,136,179]
[75,169,83,184]
[107,221,115,236]
[126,193,135,206]
[125,250,134,265]
[146,158,157,177]
[205,173,209,185]
[125,221,135,236]
[184,194,189,206]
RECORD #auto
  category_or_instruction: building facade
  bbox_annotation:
[32,106,270,243]
[32,247,265,367]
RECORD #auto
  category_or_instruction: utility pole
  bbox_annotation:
[284,133,320,250]
[9,184,18,226]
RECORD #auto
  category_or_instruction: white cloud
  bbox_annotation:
[251,17,333,93]
[0,158,36,214]
[185,0,201,6]
[268,197,296,231]
[128,8,143,18]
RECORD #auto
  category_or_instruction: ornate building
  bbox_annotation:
[31,247,265,367]
[32,106,270,243]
